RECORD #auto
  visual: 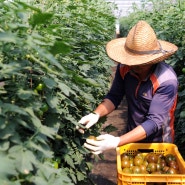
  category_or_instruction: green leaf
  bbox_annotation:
[2,103,28,115]
[50,41,71,55]
[0,154,17,177]
[0,127,13,139]
[0,63,22,75]
[68,169,77,184]
[43,77,57,89]
[0,179,20,185]
[17,89,33,100]
[0,32,17,43]
[33,164,73,185]
[30,12,53,27]
[73,74,99,87]
[38,125,56,139]
[29,141,53,158]
[35,49,65,72]
[58,82,75,96]
[9,147,35,174]
[77,171,85,181]
[0,141,10,151]
[79,64,91,72]
[17,1,41,12]
[46,96,59,109]
[64,155,75,169]
[25,107,42,127]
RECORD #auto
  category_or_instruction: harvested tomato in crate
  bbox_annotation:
[116,143,185,185]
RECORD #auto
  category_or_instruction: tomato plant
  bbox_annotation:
[0,0,116,184]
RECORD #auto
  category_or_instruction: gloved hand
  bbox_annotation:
[84,134,120,155]
[77,113,100,134]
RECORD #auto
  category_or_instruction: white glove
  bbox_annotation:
[77,113,100,134]
[84,134,120,155]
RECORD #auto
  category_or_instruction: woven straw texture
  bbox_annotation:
[106,21,178,66]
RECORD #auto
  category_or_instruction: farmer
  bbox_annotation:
[78,20,178,155]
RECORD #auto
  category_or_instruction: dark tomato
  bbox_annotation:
[168,160,179,170]
[157,154,165,163]
[159,161,167,169]
[158,157,166,164]
[165,154,176,165]
[146,163,157,173]
[147,153,158,163]
[166,167,177,174]
[145,153,150,161]
[162,166,170,173]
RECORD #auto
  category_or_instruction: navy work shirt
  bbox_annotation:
[105,62,178,143]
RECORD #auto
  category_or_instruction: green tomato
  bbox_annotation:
[34,89,38,94]
[41,103,49,112]
[182,68,185,74]
[36,83,45,91]
[26,54,30,59]
[53,161,58,169]
[37,110,43,117]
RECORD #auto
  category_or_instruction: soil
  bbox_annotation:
[89,98,128,185]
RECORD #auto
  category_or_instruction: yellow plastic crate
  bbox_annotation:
[116,143,185,185]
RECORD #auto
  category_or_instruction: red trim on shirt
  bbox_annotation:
[150,74,160,95]
[169,94,178,142]
[119,65,130,79]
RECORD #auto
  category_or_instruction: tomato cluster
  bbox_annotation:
[121,152,180,174]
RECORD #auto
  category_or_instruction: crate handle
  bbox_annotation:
[138,149,154,153]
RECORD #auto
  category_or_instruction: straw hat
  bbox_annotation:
[106,20,178,66]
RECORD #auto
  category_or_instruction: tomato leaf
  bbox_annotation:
[49,41,71,55]
[29,12,53,27]
[17,89,33,100]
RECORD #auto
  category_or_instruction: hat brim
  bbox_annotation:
[106,38,178,66]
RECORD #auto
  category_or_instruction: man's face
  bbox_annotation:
[130,64,154,74]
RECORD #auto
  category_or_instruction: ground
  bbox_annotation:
[89,98,128,185]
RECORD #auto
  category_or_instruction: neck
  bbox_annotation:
[138,70,151,81]
[130,64,155,81]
